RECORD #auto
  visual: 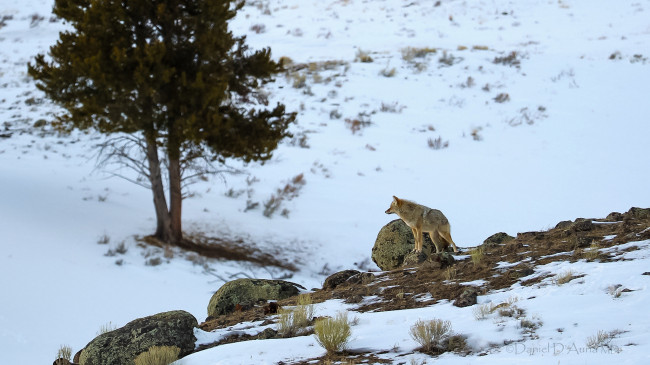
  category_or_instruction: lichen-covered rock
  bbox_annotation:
[453,287,479,308]
[482,232,514,247]
[372,219,437,270]
[322,270,360,290]
[79,310,197,365]
[207,278,304,317]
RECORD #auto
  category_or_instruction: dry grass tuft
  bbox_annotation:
[133,346,180,365]
[314,311,352,354]
[277,294,315,337]
[409,318,453,353]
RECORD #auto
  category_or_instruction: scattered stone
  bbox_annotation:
[518,266,535,277]
[207,278,305,317]
[403,250,428,267]
[424,252,455,269]
[482,232,515,247]
[572,219,593,232]
[346,272,375,285]
[606,212,624,221]
[555,220,573,229]
[322,270,360,290]
[453,287,479,307]
[79,310,197,365]
[344,294,364,304]
[575,235,597,248]
[256,328,278,340]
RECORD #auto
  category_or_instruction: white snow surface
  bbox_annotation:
[1,0,650,363]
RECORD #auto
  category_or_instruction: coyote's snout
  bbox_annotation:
[385,196,458,253]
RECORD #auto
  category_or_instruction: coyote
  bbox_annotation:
[385,196,459,253]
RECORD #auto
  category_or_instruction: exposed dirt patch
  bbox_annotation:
[139,233,298,272]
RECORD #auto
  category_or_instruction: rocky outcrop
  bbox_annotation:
[207,278,305,318]
[79,310,197,365]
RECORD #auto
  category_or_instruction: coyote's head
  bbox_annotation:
[385,196,402,214]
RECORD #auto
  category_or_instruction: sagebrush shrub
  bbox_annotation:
[409,318,452,352]
[314,311,352,354]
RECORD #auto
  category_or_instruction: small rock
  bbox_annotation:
[346,272,375,285]
[344,294,364,304]
[482,232,514,247]
[322,270,360,290]
[572,219,593,232]
[606,212,624,221]
[427,252,455,269]
[453,287,479,307]
[402,250,428,267]
[519,266,535,277]
[256,328,278,340]
[575,236,595,248]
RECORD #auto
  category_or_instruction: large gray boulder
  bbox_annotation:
[372,219,438,270]
[207,278,304,317]
[79,310,197,365]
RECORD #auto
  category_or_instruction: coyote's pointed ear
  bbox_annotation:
[393,196,402,206]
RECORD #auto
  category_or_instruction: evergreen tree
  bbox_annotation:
[29,0,295,244]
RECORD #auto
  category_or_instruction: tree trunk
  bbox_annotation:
[145,136,172,242]
[168,153,183,244]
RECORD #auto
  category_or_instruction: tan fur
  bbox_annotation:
[385,196,459,253]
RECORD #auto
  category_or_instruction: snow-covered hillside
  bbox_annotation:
[1,0,649,363]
